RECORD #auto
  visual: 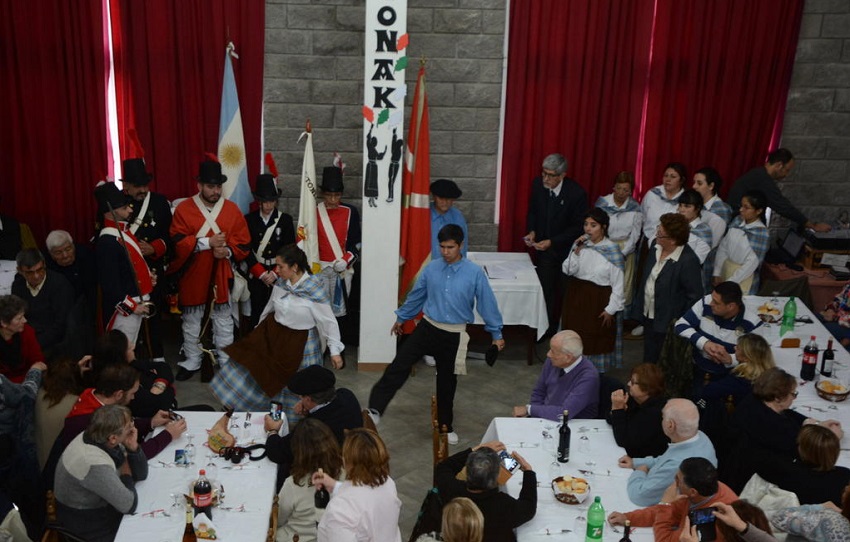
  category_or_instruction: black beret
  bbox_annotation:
[287,365,336,396]
[430,179,462,199]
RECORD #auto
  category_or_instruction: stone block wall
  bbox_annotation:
[265,0,507,251]
[779,0,850,227]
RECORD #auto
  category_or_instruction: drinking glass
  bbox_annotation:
[574,505,588,535]
[205,453,218,484]
[185,434,195,465]
[169,493,186,529]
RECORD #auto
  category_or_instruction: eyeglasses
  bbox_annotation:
[541,170,561,179]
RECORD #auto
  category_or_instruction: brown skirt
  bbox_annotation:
[561,277,615,355]
[223,317,308,398]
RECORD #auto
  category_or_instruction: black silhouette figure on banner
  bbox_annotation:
[386,128,403,203]
[364,124,387,208]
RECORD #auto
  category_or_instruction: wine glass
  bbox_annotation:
[204,453,218,484]
[185,434,195,465]
[579,436,595,468]
[574,504,588,536]
[169,493,186,529]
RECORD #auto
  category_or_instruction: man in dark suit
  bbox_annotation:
[262,365,362,489]
[524,153,588,338]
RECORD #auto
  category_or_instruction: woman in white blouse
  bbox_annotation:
[713,190,770,295]
[561,208,625,372]
[595,172,643,310]
[211,244,343,422]
[313,428,402,542]
[641,162,687,244]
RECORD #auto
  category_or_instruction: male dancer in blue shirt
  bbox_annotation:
[368,224,505,445]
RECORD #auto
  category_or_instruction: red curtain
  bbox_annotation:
[498,0,803,252]
[499,0,655,253]
[110,0,265,200]
[0,0,109,244]
[638,0,804,197]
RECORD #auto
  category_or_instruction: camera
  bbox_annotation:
[219,446,247,464]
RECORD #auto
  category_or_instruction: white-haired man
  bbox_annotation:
[618,398,717,506]
[513,330,599,420]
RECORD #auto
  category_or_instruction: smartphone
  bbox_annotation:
[498,450,520,473]
[168,410,183,421]
[269,401,283,422]
[688,507,717,542]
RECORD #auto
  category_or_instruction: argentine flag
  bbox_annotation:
[218,42,251,214]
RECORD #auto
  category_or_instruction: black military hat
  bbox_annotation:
[121,158,153,186]
[321,166,344,193]
[430,179,462,199]
[287,365,336,396]
[196,160,227,185]
[94,182,131,215]
[253,174,280,202]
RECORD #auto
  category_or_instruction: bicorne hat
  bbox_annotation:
[94,182,131,215]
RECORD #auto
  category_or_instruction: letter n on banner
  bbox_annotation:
[358,0,408,368]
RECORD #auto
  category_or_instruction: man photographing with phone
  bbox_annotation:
[434,440,537,542]
[607,457,737,542]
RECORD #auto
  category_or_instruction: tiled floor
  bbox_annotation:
[168,319,644,538]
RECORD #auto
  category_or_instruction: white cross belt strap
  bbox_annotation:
[129,191,151,235]
[192,194,223,238]
[100,227,145,260]
[254,214,278,263]
[317,202,344,261]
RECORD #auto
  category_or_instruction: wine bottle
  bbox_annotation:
[557,410,570,463]
[821,339,835,377]
[314,468,330,509]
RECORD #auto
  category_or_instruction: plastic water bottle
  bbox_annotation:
[781,296,797,336]
[585,496,605,542]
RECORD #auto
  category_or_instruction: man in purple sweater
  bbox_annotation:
[513,330,599,420]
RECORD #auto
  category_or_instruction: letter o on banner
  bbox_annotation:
[377,6,396,26]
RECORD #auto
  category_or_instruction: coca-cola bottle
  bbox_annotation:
[801,335,818,381]
[193,469,213,520]
[314,468,330,509]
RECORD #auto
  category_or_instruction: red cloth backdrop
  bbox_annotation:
[0,1,109,244]
[498,0,803,253]
[109,0,265,201]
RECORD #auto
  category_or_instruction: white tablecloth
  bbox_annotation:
[745,296,850,467]
[116,411,285,542]
[467,252,549,340]
[481,418,651,541]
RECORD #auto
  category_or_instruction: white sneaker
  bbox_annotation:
[630,325,644,336]
[366,408,381,426]
[423,355,436,367]
[446,432,459,445]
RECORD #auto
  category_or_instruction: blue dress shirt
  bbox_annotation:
[396,257,503,340]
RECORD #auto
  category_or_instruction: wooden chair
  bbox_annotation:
[431,396,448,467]
[266,494,279,542]
[40,490,86,542]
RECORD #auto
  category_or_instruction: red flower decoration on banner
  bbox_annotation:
[362,106,375,123]
[397,33,409,51]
